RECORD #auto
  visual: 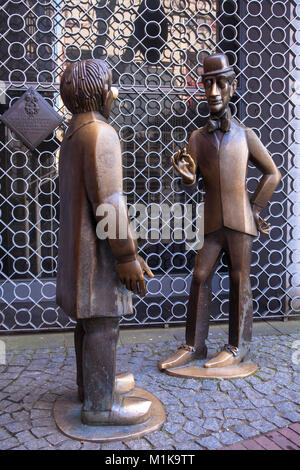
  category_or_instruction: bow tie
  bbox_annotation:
[207,111,231,133]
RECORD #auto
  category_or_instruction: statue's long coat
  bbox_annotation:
[56,111,135,319]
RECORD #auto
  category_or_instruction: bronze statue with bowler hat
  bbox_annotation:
[159,53,281,375]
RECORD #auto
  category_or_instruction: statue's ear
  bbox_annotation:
[230,79,237,97]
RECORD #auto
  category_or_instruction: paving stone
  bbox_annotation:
[250,420,277,433]
[281,411,300,422]
[232,424,259,439]
[219,431,243,446]
[197,436,222,450]
[275,402,298,413]
[0,428,11,440]
[0,437,20,450]
[57,440,82,450]
[125,439,152,450]
[183,420,205,437]
[81,442,102,450]
[31,427,53,438]
[203,418,222,432]
[46,431,68,446]
[25,438,50,450]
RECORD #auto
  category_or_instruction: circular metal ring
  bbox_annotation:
[37,43,53,61]
[41,231,57,248]
[42,308,59,325]
[37,70,54,87]
[197,23,213,41]
[39,178,56,195]
[146,303,162,320]
[11,178,28,196]
[15,309,31,327]
[13,231,29,249]
[64,17,81,35]
[271,27,286,44]
[41,256,57,274]
[146,152,161,169]
[13,258,30,275]
[145,0,161,11]
[246,77,261,93]
[222,0,238,15]
[41,282,56,300]
[14,283,31,301]
[171,277,187,294]
[11,152,28,169]
[247,0,262,17]
[146,99,161,116]
[171,126,187,143]
[123,177,136,194]
[122,152,136,168]
[146,21,161,39]
[221,24,238,41]
[171,302,187,319]
[9,70,26,88]
[37,15,53,34]
[146,74,161,90]
[247,25,262,43]
[13,205,29,222]
[270,103,285,119]
[8,42,26,60]
[246,52,262,68]
[270,78,285,94]
[146,177,161,193]
[146,126,161,142]
[8,14,25,32]
[271,1,287,18]
[147,278,162,295]
[271,52,286,69]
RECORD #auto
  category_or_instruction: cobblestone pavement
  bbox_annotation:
[0,331,299,450]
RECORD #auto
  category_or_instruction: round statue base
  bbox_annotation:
[165,362,258,379]
[53,387,165,443]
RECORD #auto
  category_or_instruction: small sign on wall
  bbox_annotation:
[0,87,64,150]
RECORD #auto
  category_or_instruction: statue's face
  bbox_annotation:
[204,74,236,116]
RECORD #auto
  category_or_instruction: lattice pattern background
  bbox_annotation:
[0,0,299,331]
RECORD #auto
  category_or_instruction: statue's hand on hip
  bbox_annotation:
[171,148,196,185]
[252,204,271,235]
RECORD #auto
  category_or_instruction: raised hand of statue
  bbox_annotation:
[171,148,196,185]
[252,204,271,235]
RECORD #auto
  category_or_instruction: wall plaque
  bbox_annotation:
[0,87,64,150]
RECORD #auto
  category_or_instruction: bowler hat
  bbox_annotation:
[202,53,233,77]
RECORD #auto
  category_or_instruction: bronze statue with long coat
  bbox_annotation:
[57,59,153,426]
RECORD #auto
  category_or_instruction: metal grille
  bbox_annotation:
[0,0,299,332]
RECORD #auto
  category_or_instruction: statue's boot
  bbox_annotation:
[81,394,152,426]
[158,344,207,370]
[204,344,248,368]
[78,371,135,402]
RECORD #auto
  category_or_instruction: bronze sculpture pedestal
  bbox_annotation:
[164,356,258,380]
[54,387,165,443]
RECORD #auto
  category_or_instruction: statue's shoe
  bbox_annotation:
[204,345,246,368]
[78,372,135,403]
[115,372,135,394]
[81,395,152,426]
[158,344,207,370]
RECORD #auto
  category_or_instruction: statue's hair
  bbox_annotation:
[60,59,112,114]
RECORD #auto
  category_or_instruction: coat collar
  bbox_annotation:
[66,111,108,139]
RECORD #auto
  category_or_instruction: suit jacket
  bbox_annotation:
[187,118,281,237]
[56,111,136,319]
